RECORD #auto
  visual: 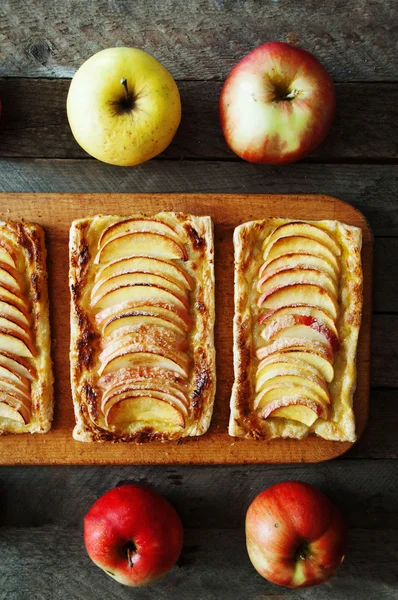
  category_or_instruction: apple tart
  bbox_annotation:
[70,213,216,442]
[229,218,362,442]
[0,222,53,434]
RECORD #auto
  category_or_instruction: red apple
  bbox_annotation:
[246,481,347,588]
[84,485,183,586]
[220,42,335,164]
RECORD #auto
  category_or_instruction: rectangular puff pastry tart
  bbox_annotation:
[229,218,363,443]
[0,221,53,434]
[69,212,216,442]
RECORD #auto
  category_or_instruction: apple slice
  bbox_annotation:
[96,303,190,333]
[0,401,26,424]
[257,373,329,404]
[272,350,334,382]
[259,253,339,282]
[100,326,188,361]
[256,362,330,403]
[0,315,30,337]
[0,351,36,380]
[99,350,189,378]
[0,286,28,311]
[102,388,188,418]
[101,379,188,408]
[257,268,338,297]
[0,363,30,391]
[91,284,189,316]
[98,366,186,392]
[255,386,328,419]
[0,329,35,358]
[106,395,185,429]
[257,337,333,363]
[259,305,338,337]
[271,405,319,427]
[95,256,193,291]
[261,321,339,354]
[0,299,30,328]
[257,283,339,320]
[262,236,340,274]
[0,263,24,293]
[99,218,185,249]
[257,353,324,383]
[99,341,189,374]
[254,375,329,409]
[91,272,189,309]
[0,391,31,424]
[0,243,16,268]
[103,313,186,338]
[0,378,31,402]
[95,232,186,264]
[262,222,341,257]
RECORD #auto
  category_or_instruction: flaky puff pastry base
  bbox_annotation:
[69,213,216,443]
[0,222,53,434]
[229,218,363,442]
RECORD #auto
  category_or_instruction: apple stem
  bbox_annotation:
[125,541,136,568]
[120,78,129,100]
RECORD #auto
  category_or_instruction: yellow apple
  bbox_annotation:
[67,47,181,166]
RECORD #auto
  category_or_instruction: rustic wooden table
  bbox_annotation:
[0,1,397,599]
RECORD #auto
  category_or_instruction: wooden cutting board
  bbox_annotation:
[0,194,372,464]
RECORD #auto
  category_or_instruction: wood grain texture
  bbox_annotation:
[0,0,396,80]
[0,160,397,236]
[1,79,397,160]
[0,193,371,465]
[348,391,398,459]
[0,526,397,600]
[1,461,397,529]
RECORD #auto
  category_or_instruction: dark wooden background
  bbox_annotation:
[0,1,397,598]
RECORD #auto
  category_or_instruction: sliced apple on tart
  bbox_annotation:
[0,242,16,268]
[91,272,189,309]
[262,222,341,257]
[262,236,340,275]
[257,283,339,321]
[102,313,187,338]
[0,351,36,381]
[96,302,191,333]
[0,390,31,424]
[95,232,186,264]
[99,218,185,249]
[106,395,185,429]
[94,256,193,291]
[0,298,30,328]
[91,283,189,315]
[103,388,188,422]
[259,253,339,282]
[0,401,27,424]
[257,267,338,297]
[99,349,189,378]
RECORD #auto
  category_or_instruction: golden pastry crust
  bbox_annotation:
[0,222,53,434]
[229,218,362,442]
[70,212,216,442]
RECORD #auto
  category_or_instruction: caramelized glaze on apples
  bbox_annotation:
[255,222,341,426]
[0,240,38,426]
[92,217,192,432]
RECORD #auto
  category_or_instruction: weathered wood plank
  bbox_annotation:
[347,390,398,459]
[0,0,396,81]
[0,527,397,600]
[374,238,398,313]
[1,461,397,530]
[1,79,397,160]
[372,316,398,387]
[0,160,397,236]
